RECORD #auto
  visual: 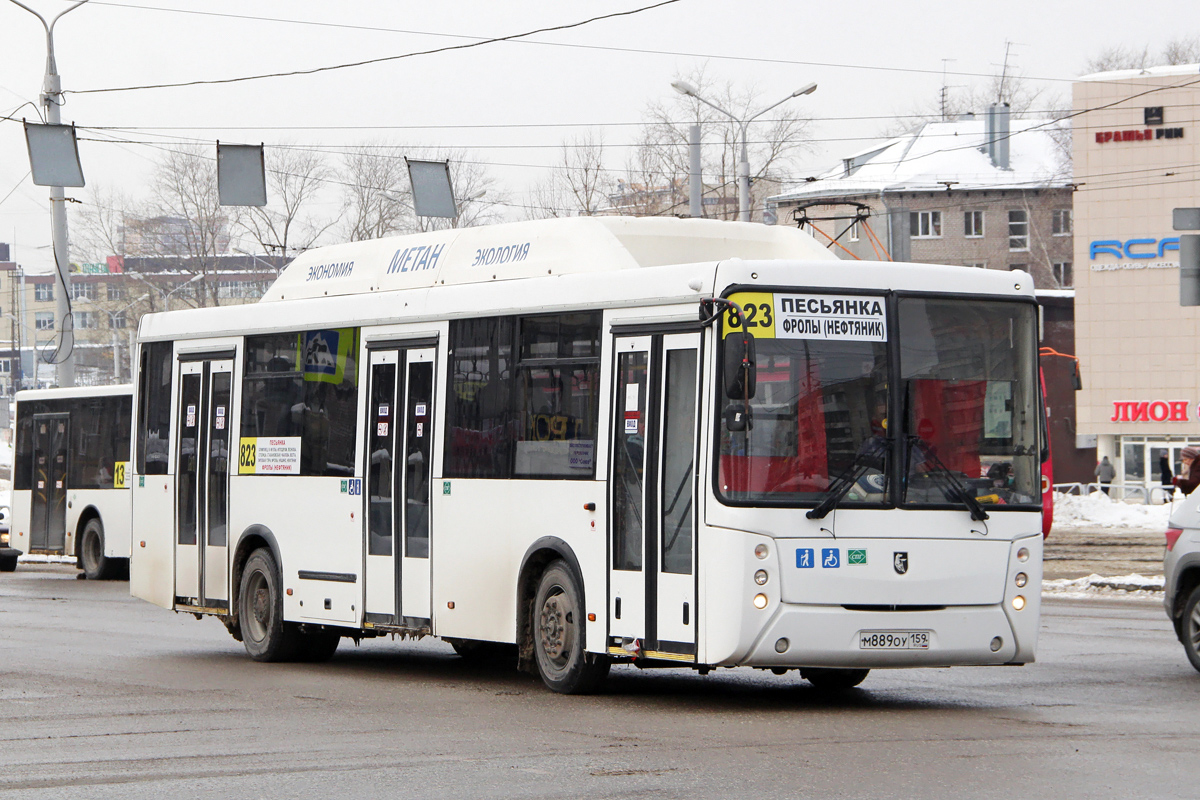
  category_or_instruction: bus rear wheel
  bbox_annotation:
[800,667,870,690]
[79,518,118,580]
[532,560,609,694]
[238,548,302,662]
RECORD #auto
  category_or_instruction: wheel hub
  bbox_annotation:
[540,595,566,661]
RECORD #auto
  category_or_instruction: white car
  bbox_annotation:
[1164,495,1200,674]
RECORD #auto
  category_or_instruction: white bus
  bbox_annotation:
[129,216,1045,693]
[9,385,134,579]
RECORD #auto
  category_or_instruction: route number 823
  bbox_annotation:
[725,302,772,330]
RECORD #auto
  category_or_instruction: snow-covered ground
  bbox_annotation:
[1051,490,1173,532]
[1042,573,1164,601]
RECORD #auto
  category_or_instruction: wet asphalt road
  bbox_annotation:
[1,563,1198,800]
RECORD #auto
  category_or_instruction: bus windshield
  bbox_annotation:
[717,333,889,505]
[899,297,1039,509]
[716,293,1039,511]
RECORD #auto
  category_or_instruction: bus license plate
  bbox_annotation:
[859,630,930,650]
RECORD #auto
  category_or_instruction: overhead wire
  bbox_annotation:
[52,0,1192,91]
[64,0,686,95]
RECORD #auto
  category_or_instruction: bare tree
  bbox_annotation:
[1084,44,1152,74]
[1084,36,1200,73]
[71,184,142,264]
[236,145,336,260]
[144,144,231,307]
[338,142,412,242]
[1162,35,1200,65]
[524,130,612,219]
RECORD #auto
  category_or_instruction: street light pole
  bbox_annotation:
[8,0,90,387]
[671,80,817,223]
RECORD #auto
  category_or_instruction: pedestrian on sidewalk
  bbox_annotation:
[1095,456,1115,495]
[1175,447,1200,496]
[1161,454,1175,499]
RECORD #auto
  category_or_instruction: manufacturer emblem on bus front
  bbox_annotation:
[893,552,909,575]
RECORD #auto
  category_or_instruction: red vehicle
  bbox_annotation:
[1041,367,1053,537]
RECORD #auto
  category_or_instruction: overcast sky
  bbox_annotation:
[1,0,1195,273]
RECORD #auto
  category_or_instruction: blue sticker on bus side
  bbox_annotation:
[822,548,840,568]
[796,548,814,569]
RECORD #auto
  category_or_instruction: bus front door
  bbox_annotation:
[363,345,435,629]
[29,414,69,553]
[174,358,234,611]
[608,332,700,661]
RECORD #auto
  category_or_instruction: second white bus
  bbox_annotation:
[9,385,134,579]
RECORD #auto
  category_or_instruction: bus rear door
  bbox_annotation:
[609,331,701,661]
[29,413,69,553]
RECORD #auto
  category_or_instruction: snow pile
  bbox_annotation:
[1043,572,1164,600]
[16,554,75,564]
[1051,491,1173,531]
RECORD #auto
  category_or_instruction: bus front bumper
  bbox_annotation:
[735,601,1037,669]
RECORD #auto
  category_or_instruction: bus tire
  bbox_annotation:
[79,518,117,580]
[450,638,517,665]
[0,553,16,572]
[800,667,870,690]
[238,547,301,662]
[296,628,341,663]
[532,560,609,694]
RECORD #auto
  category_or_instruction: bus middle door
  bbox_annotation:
[363,345,435,629]
[174,357,233,611]
[29,414,69,553]
[608,332,701,662]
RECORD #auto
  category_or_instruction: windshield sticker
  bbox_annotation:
[725,292,886,341]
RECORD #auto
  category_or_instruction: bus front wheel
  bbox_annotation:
[238,548,302,662]
[79,518,118,580]
[532,560,609,694]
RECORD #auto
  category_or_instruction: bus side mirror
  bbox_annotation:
[724,332,757,400]
[725,404,753,432]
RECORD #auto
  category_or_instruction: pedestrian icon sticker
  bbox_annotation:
[822,548,840,568]
[796,548,814,568]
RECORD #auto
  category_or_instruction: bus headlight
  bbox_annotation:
[754,544,769,560]
[754,570,768,586]
[753,593,769,609]
[1014,572,1028,588]
[0,532,8,546]
[1017,547,1030,562]
[1012,595,1026,611]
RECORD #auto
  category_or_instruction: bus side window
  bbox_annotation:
[137,341,174,475]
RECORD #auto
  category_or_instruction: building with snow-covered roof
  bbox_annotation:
[768,111,1075,292]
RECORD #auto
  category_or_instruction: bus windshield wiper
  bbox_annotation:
[906,436,989,522]
[807,440,887,521]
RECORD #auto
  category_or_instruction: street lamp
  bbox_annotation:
[671,80,817,223]
[8,0,91,387]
